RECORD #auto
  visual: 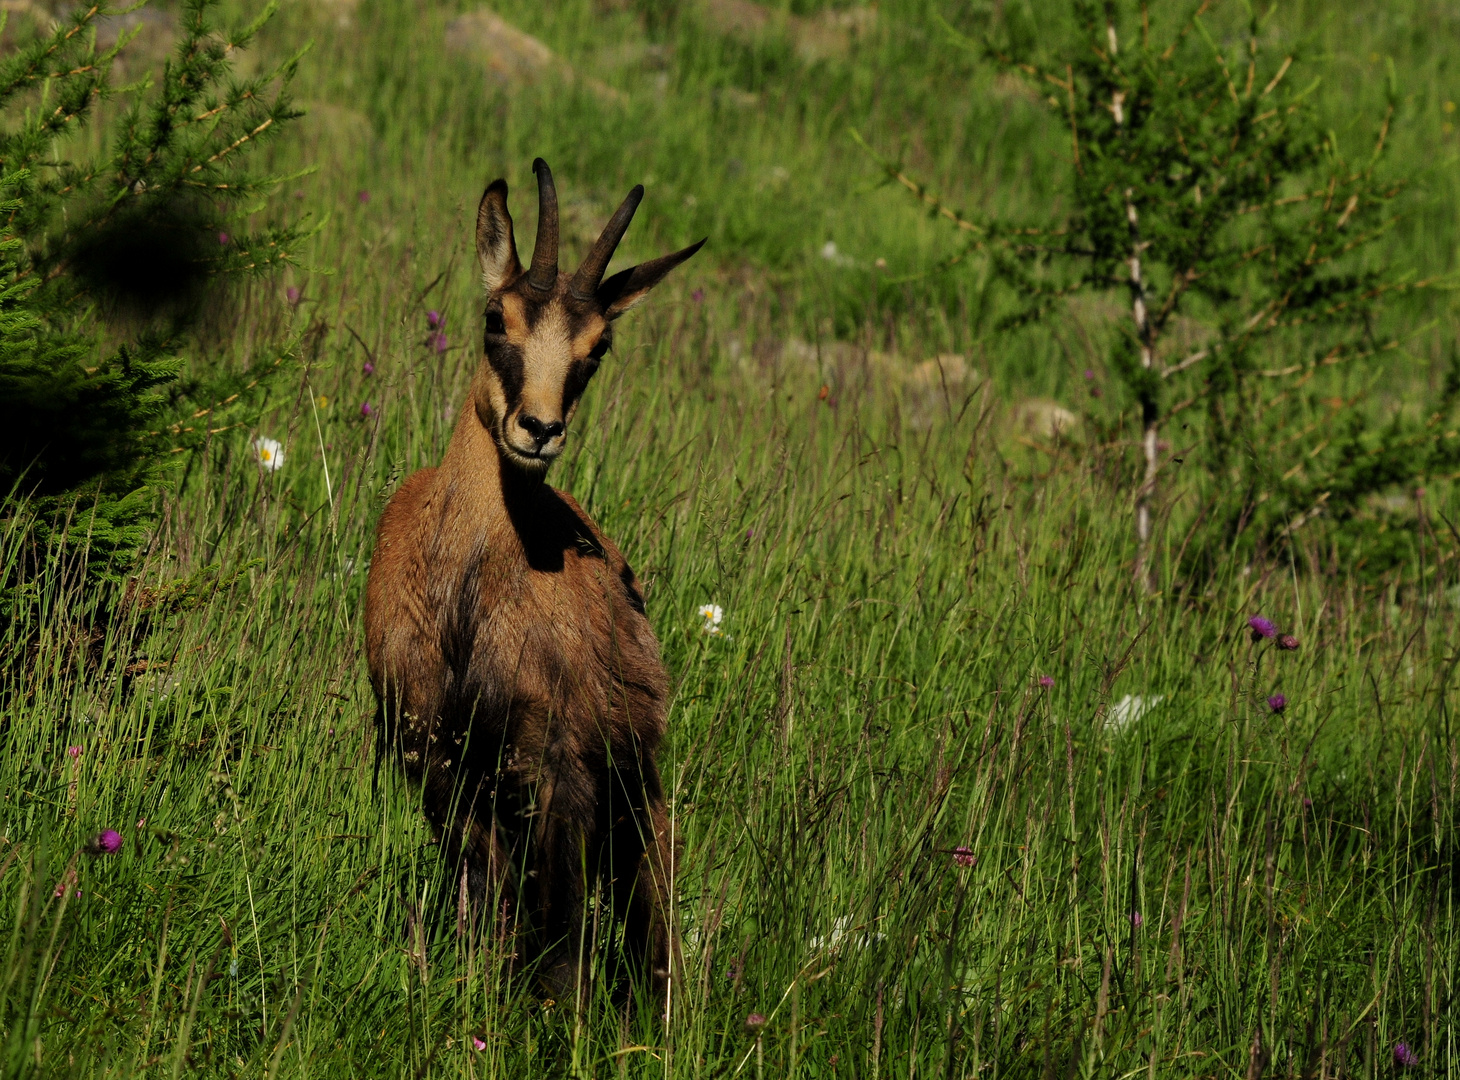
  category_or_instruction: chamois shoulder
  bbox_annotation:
[364,467,439,677]
[374,468,438,544]
[550,487,649,617]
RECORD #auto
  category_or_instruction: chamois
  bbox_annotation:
[364,159,702,1003]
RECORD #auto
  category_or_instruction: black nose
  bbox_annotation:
[517,415,565,446]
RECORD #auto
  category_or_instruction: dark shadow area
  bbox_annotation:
[66,197,228,326]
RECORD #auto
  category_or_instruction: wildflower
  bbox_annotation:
[1038,675,1054,688]
[66,745,82,759]
[286,286,301,306]
[358,190,370,204]
[810,915,884,950]
[1267,694,1287,714]
[820,240,839,261]
[1108,694,1164,731]
[88,829,123,855]
[432,333,449,354]
[745,528,754,540]
[1083,368,1095,379]
[692,288,705,303]
[698,604,723,635]
[1394,1043,1418,1068]
[253,436,285,472]
[360,401,374,419]
[1129,911,1143,928]
[952,846,975,868]
[745,1013,767,1033]
[1302,797,1313,809]
[1248,615,1277,640]
[53,868,79,898]
[316,395,329,409]
[1277,634,1299,651]
[471,1035,487,1052]
[426,310,443,329]
[218,231,230,245]
[363,361,375,376]
[874,257,887,269]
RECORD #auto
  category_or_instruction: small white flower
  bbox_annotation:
[698,603,723,635]
[253,436,285,472]
[810,915,884,952]
[819,240,856,268]
[1108,694,1165,732]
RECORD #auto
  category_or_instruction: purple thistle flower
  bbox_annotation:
[426,310,443,329]
[1248,615,1277,640]
[1129,911,1143,927]
[1394,1043,1418,1068]
[952,846,976,868]
[360,402,374,419]
[89,829,123,855]
[362,361,375,376]
[1267,694,1287,714]
[1083,368,1095,379]
[1038,675,1054,688]
[1277,634,1299,651]
[692,288,705,303]
[286,286,301,306]
[357,190,370,204]
[745,1013,767,1033]
[218,231,230,246]
[66,745,82,759]
[430,332,449,354]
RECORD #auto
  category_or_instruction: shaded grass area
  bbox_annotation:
[2,0,1458,1075]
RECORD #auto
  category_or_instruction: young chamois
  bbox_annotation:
[364,159,702,1004]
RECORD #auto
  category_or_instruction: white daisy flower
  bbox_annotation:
[698,603,724,635]
[253,436,285,472]
[1107,694,1165,732]
[810,915,884,952]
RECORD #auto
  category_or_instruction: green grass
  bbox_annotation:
[2,0,1458,1075]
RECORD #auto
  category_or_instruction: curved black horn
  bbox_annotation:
[526,158,559,292]
[569,184,644,300]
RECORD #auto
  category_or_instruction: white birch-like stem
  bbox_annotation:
[1110,20,1160,593]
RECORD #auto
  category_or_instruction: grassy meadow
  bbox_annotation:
[2,0,1459,1075]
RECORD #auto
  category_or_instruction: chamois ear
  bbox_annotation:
[476,178,522,294]
[596,238,707,320]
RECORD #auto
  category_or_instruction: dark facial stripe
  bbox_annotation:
[486,342,525,408]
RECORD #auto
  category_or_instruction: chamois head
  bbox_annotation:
[471,158,704,474]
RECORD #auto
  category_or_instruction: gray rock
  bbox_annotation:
[446,8,624,103]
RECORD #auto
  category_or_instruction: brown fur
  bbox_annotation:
[364,160,702,1004]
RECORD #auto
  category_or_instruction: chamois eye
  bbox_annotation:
[588,336,610,362]
[484,309,505,336]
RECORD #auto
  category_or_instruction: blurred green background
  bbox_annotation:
[1,0,1456,1076]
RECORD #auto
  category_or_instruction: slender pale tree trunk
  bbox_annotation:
[1109,23,1160,594]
